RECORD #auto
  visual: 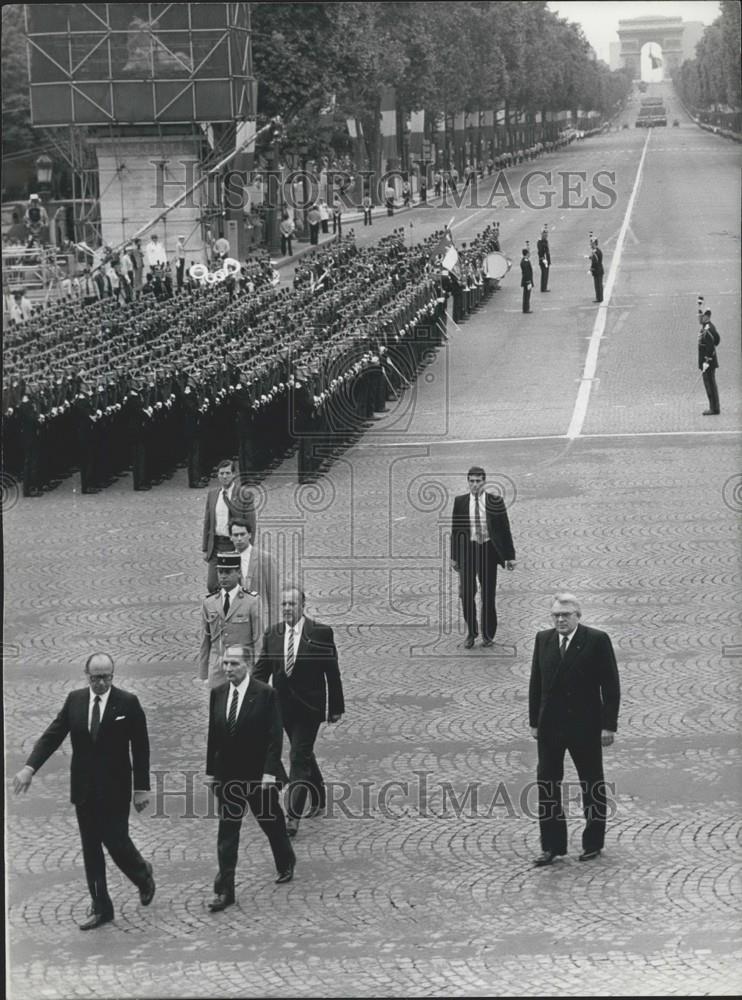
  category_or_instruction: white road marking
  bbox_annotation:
[355,429,739,449]
[566,129,652,440]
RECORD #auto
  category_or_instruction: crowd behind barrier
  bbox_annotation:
[4,221,506,497]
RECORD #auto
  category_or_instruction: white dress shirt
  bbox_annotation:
[221,583,241,614]
[559,627,578,651]
[239,545,252,584]
[88,687,112,730]
[284,617,305,663]
[215,484,233,538]
[469,492,489,542]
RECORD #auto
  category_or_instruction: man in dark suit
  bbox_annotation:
[13,653,155,930]
[202,458,256,593]
[450,466,517,649]
[205,644,296,911]
[529,593,620,867]
[537,225,551,292]
[520,246,533,313]
[254,586,345,838]
[589,236,604,302]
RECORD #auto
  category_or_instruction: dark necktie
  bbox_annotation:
[90,695,101,741]
[286,627,295,676]
[559,636,568,660]
[222,488,229,507]
[227,687,239,733]
[223,590,230,616]
[474,495,485,544]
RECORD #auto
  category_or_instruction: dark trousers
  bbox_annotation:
[363,209,372,225]
[280,234,293,256]
[206,535,234,592]
[76,800,149,916]
[309,223,319,246]
[386,200,394,216]
[702,367,720,412]
[522,285,531,313]
[460,541,499,641]
[539,262,549,291]
[215,783,295,895]
[332,216,342,234]
[536,729,608,854]
[592,273,603,302]
[283,714,324,820]
[176,259,185,290]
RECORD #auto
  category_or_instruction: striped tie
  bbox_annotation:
[227,688,239,733]
[286,626,295,676]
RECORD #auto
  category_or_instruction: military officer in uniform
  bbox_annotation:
[520,246,533,314]
[589,235,604,303]
[199,551,262,688]
[537,225,551,292]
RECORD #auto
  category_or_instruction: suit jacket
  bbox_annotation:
[450,491,516,567]
[25,685,150,808]
[529,623,620,734]
[206,678,284,783]
[202,485,256,561]
[199,588,261,681]
[590,247,604,276]
[537,237,551,265]
[240,546,279,630]
[253,619,345,722]
[520,258,533,287]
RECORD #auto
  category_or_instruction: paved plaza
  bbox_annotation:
[4,90,741,996]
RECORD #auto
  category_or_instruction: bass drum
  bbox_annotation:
[484,251,510,280]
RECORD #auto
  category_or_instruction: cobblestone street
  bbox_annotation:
[4,105,741,996]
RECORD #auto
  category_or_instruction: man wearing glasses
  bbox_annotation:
[13,653,154,929]
[528,593,621,867]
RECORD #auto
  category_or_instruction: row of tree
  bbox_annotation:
[672,0,741,114]
[252,1,632,168]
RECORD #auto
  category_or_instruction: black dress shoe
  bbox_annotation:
[578,848,601,862]
[139,862,155,905]
[275,864,295,884]
[464,635,476,649]
[702,410,720,415]
[208,893,235,912]
[79,912,114,930]
[533,850,564,867]
[481,638,494,647]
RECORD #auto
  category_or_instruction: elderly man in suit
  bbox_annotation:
[205,644,296,911]
[254,586,345,839]
[202,458,256,593]
[229,518,279,631]
[450,465,516,649]
[529,593,621,867]
[13,653,155,930]
[199,551,261,687]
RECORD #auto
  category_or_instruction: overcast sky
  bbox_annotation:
[545,0,721,62]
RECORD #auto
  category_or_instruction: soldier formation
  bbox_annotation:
[4,221,506,497]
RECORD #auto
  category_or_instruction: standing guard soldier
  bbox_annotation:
[520,246,533,314]
[537,225,551,292]
[589,234,604,303]
[75,381,99,495]
[19,385,43,497]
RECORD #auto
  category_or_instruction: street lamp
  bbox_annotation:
[35,153,53,199]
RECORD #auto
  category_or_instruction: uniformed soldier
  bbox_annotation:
[198,551,262,688]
